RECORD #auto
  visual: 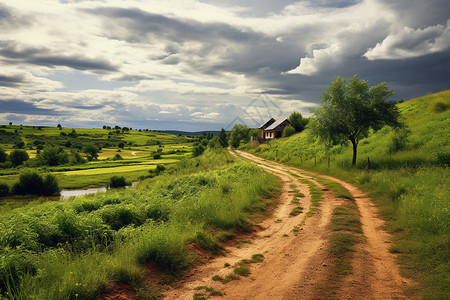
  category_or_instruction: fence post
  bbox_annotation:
[328,157,330,168]
[367,157,371,170]
[314,156,316,166]
[406,160,409,168]
[301,156,303,163]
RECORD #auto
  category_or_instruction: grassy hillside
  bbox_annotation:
[242,90,449,299]
[0,149,279,299]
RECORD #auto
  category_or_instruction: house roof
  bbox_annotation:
[265,118,290,131]
[258,118,275,129]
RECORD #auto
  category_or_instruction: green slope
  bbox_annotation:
[243,90,450,299]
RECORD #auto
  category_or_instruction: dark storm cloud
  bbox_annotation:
[83,7,256,44]
[0,100,63,116]
[0,41,117,72]
[27,56,117,72]
[379,0,449,27]
[83,6,305,75]
[304,51,450,102]
[0,74,25,87]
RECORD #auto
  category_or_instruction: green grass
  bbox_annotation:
[0,125,195,193]
[243,90,450,298]
[0,149,280,298]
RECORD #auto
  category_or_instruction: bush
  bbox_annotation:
[0,149,7,163]
[433,101,447,112]
[43,174,60,196]
[283,125,296,137]
[153,153,161,159]
[8,149,29,166]
[109,176,128,188]
[11,171,60,196]
[36,146,69,166]
[0,183,9,196]
[112,154,123,161]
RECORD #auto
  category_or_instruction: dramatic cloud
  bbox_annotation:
[0,0,448,130]
[364,22,450,60]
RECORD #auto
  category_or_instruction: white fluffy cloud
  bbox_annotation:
[364,21,450,60]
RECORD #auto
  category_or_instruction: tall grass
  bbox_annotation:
[0,149,279,298]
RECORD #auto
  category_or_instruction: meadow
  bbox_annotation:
[0,126,194,192]
[0,149,279,299]
[241,90,450,299]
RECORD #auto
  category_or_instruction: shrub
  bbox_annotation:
[433,101,447,112]
[11,171,60,196]
[8,149,29,166]
[0,149,7,163]
[43,174,60,196]
[0,183,9,196]
[153,153,161,159]
[112,154,123,160]
[36,146,69,166]
[283,125,296,137]
[109,176,128,188]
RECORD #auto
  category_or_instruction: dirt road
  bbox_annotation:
[163,150,411,299]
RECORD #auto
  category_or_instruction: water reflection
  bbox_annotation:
[1,181,138,203]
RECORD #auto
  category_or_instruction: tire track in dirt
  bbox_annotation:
[235,151,411,299]
[163,151,334,299]
[163,150,410,299]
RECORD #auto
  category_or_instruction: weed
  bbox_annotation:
[194,286,223,296]
[233,267,250,277]
[289,206,304,216]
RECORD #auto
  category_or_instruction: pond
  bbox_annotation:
[0,181,138,203]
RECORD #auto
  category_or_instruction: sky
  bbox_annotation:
[0,0,449,131]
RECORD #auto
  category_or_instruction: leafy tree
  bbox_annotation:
[8,122,12,126]
[310,75,401,165]
[118,142,125,149]
[82,144,99,161]
[57,124,62,130]
[68,129,77,138]
[11,171,60,196]
[109,175,128,188]
[192,144,205,157]
[69,150,86,164]
[289,111,308,132]
[218,128,228,147]
[283,125,296,137]
[0,149,7,163]
[14,140,25,149]
[36,146,69,166]
[8,150,29,166]
[229,124,251,148]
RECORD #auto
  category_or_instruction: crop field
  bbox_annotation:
[0,125,195,192]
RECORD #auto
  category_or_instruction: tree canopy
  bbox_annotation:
[310,75,401,165]
[82,144,99,161]
[229,124,251,148]
[288,111,308,132]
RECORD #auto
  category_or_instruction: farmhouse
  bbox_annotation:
[259,118,292,140]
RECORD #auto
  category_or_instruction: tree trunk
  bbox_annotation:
[351,139,358,166]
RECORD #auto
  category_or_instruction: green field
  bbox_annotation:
[0,126,195,191]
[241,90,450,299]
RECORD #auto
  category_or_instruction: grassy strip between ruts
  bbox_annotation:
[317,179,363,299]
[0,149,280,299]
